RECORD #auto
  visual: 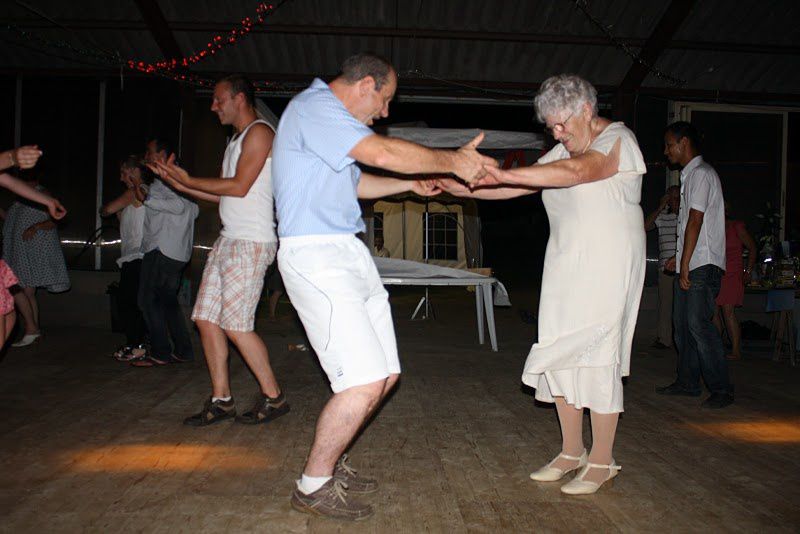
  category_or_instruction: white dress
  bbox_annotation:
[522,122,646,414]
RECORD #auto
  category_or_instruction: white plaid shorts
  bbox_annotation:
[191,237,277,332]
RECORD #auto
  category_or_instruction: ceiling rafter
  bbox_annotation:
[4,19,799,56]
[617,0,698,93]
[132,0,182,60]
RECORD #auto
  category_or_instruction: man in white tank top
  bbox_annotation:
[150,75,288,426]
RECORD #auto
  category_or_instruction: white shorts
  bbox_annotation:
[278,234,400,393]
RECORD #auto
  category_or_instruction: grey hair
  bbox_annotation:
[534,74,598,123]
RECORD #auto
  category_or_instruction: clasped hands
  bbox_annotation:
[433,132,521,196]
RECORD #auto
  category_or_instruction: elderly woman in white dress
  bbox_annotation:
[439,74,646,494]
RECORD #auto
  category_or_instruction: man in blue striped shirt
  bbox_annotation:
[273,52,496,520]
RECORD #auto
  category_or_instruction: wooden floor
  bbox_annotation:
[1,287,799,533]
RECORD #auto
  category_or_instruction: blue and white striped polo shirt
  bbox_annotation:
[272,78,374,237]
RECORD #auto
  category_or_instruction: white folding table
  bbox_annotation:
[380,276,499,351]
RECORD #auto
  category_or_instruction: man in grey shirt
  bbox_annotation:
[134,138,199,365]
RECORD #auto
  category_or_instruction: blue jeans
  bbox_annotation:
[138,250,194,361]
[673,264,731,394]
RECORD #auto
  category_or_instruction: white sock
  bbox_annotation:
[297,474,331,495]
[211,396,232,403]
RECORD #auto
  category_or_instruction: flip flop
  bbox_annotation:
[130,356,171,367]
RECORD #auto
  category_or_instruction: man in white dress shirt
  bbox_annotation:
[657,122,733,409]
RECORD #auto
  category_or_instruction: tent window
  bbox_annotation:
[374,212,384,239]
[425,213,458,260]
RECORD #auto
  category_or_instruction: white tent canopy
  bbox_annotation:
[380,126,545,149]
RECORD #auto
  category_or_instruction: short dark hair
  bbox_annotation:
[217,74,255,107]
[665,121,702,152]
[340,53,394,91]
[146,137,173,156]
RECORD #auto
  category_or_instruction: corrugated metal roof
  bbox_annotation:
[1,0,798,100]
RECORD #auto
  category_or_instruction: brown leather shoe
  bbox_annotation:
[290,478,373,521]
[183,397,236,426]
[334,454,378,494]
[235,392,290,425]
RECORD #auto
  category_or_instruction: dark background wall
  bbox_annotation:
[0,74,796,303]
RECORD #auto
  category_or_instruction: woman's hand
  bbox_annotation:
[47,199,67,220]
[14,146,43,169]
[435,178,469,196]
[22,224,38,241]
[411,179,441,197]
[473,166,517,187]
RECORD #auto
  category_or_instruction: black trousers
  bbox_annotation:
[137,250,194,361]
[119,259,147,346]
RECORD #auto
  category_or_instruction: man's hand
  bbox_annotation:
[47,199,67,220]
[451,133,498,183]
[679,270,691,290]
[22,225,38,241]
[411,179,441,197]
[149,154,191,188]
[664,256,676,273]
[15,146,43,169]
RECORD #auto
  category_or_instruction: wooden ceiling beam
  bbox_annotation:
[617,0,698,94]
[132,0,182,60]
[5,19,798,56]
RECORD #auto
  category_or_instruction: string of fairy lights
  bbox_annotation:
[4,1,292,90]
[3,0,687,93]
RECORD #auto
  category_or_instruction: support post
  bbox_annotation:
[95,80,107,270]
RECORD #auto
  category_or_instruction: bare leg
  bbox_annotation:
[712,305,723,335]
[25,287,38,328]
[13,288,39,335]
[721,304,742,359]
[304,378,387,477]
[196,320,232,398]
[0,310,13,345]
[225,329,281,398]
[268,289,282,319]
[584,410,620,484]
[550,397,585,470]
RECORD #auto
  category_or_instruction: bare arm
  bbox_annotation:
[157,174,221,204]
[645,194,669,231]
[0,146,42,171]
[436,178,538,200]
[350,132,498,183]
[22,218,58,241]
[0,173,67,219]
[153,124,272,198]
[737,222,758,277]
[678,208,704,289]
[357,173,440,199]
[478,139,621,189]
[101,188,134,216]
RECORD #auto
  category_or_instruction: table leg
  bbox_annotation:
[475,285,485,345]
[482,283,498,352]
[789,311,796,367]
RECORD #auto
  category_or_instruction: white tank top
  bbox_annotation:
[219,119,277,243]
